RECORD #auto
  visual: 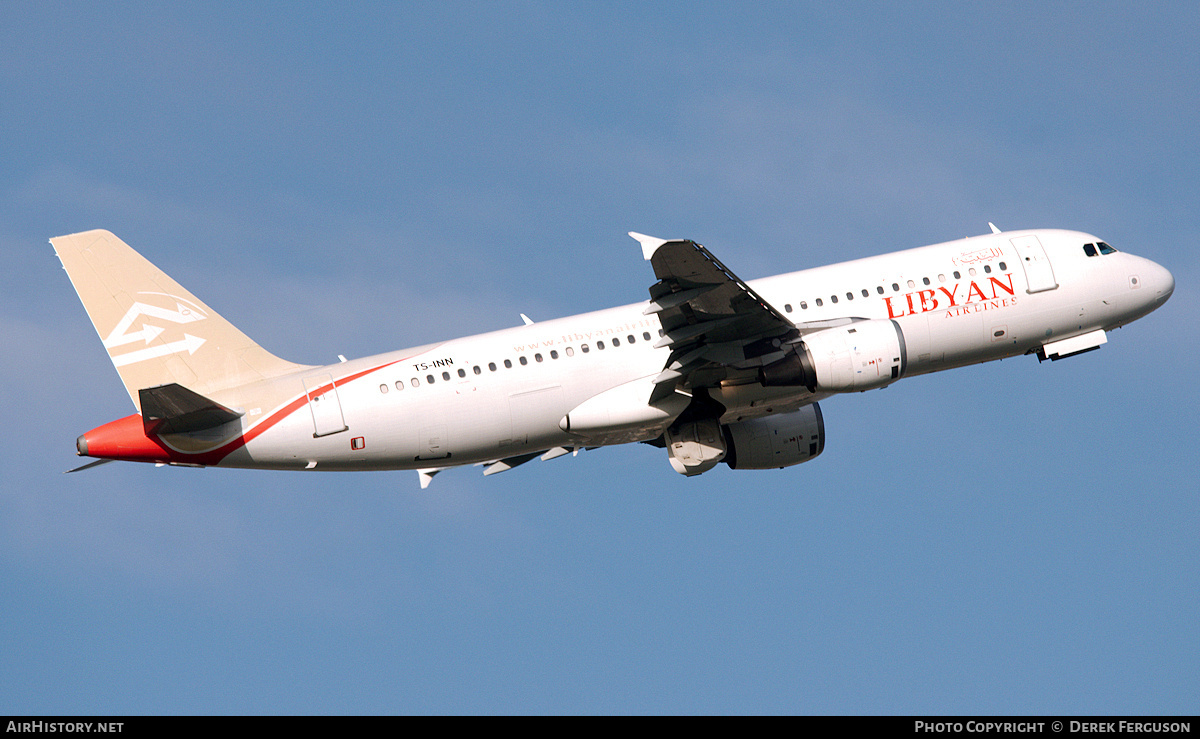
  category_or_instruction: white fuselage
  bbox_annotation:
[209,229,1172,472]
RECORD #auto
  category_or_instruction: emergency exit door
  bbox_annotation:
[1010,235,1059,293]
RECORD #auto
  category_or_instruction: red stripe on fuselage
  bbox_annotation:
[80,357,412,467]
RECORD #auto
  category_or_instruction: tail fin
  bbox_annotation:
[52,230,308,411]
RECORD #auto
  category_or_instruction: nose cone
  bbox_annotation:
[1153,261,1175,303]
[1119,254,1174,326]
[1140,257,1174,307]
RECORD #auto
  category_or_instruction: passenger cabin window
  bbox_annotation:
[566,347,574,357]
[846,292,853,301]
[830,295,838,303]
[892,283,900,292]
[984,265,992,274]
[643,332,652,341]
[938,274,946,282]
[876,286,884,295]
[426,374,435,384]
[800,301,808,309]
[998,262,1007,270]
[473,366,481,375]
[784,303,792,313]
[611,338,619,347]
[815,298,823,307]
[395,381,404,390]
[457,369,466,378]
[581,344,590,353]
[861,289,869,297]
[627,334,636,343]
[504,359,512,368]
[488,362,497,371]
[411,377,419,387]
[442,371,451,381]
[519,356,528,366]
[550,350,559,359]
[953,271,961,279]
[597,341,605,350]
[535,353,543,362]
[379,384,388,394]
[922,277,930,285]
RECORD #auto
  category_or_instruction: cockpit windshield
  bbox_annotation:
[1083,241,1119,257]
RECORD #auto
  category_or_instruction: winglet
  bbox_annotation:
[417,468,440,489]
[989,222,1002,234]
[629,232,670,261]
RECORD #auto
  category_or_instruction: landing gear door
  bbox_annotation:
[1010,235,1058,293]
[303,373,349,437]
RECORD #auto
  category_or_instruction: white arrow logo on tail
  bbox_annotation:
[111,333,207,367]
[104,294,208,366]
[104,322,165,348]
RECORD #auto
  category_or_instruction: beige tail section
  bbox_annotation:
[52,229,309,411]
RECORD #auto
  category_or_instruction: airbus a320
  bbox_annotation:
[54,225,1173,486]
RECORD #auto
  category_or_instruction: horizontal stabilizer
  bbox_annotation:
[139,383,244,435]
[65,458,115,474]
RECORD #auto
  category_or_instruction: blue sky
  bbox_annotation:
[1,2,1196,714]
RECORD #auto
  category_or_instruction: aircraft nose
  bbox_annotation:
[1147,259,1175,303]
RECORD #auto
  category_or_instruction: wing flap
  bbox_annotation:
[482,452,542,476]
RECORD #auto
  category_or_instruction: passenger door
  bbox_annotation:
[302,373,348,437]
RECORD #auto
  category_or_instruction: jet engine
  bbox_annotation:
[721,403,825,470]
[760,319,906,392]
[664,417,727,476]
[663,404,825,475]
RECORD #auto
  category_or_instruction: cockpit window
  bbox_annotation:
[1098,241,1117,255]
[1083,243,1097,257]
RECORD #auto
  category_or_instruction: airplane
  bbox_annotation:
[54,225,1173,486]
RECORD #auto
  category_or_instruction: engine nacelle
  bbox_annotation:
[665,418,727,476]
[722,403,825,470]
[760,319,907,393]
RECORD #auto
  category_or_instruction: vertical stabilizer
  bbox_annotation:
[52,230,308,410]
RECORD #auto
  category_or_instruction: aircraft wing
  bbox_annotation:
[631,232,843,403]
